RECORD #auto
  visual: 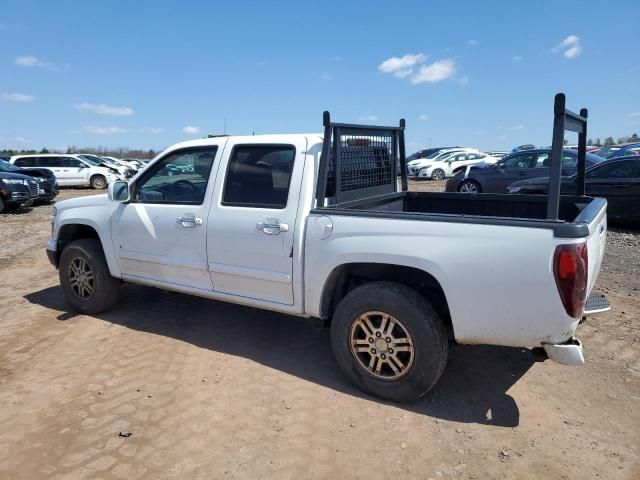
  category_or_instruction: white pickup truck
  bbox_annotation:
[46,95,609,402]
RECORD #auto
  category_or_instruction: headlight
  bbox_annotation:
[36,177,46,182]
[1,178,28,185]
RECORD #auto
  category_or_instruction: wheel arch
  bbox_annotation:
[319,262,454,339]
[55,221,120,276]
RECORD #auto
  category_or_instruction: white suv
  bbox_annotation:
[10,154,122,189]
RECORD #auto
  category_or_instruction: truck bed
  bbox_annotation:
[315,192,606,238]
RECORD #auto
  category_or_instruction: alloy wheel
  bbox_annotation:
[68,257,94,299]
[459,181,479,193]
[350,311,415,381]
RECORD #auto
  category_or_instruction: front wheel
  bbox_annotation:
[458,180,481,193]
[59,239,121,314]
[431,169,446,181]
[330,281,449,402]
[90,174,107,189]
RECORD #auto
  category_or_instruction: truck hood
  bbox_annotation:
[56,193,111,212]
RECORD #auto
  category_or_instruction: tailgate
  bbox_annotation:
[577,198,608,295]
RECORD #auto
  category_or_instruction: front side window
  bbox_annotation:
[14,157,36,167]
[500,153,536,168]
[64,157,85,168]
[586,160,638,179]
[223,145,295,208]
[562,155,578,168]
[134,147,217,204]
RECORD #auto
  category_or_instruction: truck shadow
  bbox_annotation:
[25,284,536,428]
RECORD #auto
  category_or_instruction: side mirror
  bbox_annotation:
[79,163,88,168]
[108,180,130,203]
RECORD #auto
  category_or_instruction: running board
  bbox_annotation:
[584,292,610,316]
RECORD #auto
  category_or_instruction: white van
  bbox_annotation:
[10,154,122,189]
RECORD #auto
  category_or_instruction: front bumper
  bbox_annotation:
[46,239,59,267]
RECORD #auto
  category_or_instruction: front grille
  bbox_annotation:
[28,180,38,197]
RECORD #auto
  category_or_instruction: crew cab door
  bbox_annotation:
[111,145,223,290]
[206,138,306,305]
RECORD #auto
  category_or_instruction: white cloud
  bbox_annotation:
[513,55,524,62]
[626,112,640,118]
[140,127,164,134]
[468,39,478,46]
[74,102,134,116]
[457,76,469,86]
[182,126,200,135]
[83,126,128,135]
[15,55,45,67]
[378,53,427,78]
[552,35,582,59]
[511,124,525,130]
[321,72,332,81]
[417,114,429,121]
[14,55,59,70]
[15,136,30,143]
[358,115,379,122]
[497,135,507,141]
[410,59,456,84]
[1,92,35,102]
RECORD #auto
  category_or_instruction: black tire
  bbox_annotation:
[330,281,448,402]
[431,169,446,181]
[0,196,6,213]
[458,179,481,193]
[59,239,121,314]
[90,174,107,189]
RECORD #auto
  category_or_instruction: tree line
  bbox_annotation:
[587,133,639,147]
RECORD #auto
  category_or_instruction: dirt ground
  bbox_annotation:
[0,182,638,480]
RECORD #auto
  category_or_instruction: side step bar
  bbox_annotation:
[584,292,611,316]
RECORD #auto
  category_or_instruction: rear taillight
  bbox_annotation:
[553,243,588,318]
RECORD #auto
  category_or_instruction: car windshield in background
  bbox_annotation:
[79,155,101,166]
[0,159,21,172]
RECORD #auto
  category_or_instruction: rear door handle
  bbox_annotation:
[257,218,289,235]
[176,215,203,228]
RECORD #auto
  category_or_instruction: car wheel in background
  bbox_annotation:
[330,281,449,402]
[90,175,107,189]
[431,169,446,181]
[458,180,481,193]
[0,196,5,214]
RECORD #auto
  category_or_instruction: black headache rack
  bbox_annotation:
[316,111,407,206]
[547,92,588,220]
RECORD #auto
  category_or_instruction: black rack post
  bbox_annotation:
[316,111,332,206]
[547,93,588,220]
[399,118,408,192]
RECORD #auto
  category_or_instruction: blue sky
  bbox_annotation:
[1,0,639,153]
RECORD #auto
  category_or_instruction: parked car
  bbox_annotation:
[507,156,640,224]
[10,154,122,189]
[511,144,536,152]
[409,150,498,180]
[592,143,640,160]
[78,154,135,178]
[0,159,58,203]
[46,102,607,403]
[445,149,605,193]
[406,147,457,162]
[0,171,38,213]
[485,151,509,159]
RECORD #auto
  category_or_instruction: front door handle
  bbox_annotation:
[257,218,289,235]
[177,215,203,228]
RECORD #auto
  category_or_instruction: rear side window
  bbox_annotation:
[14,157,37,167]
[222,145,295,209]
[40,157,63,168]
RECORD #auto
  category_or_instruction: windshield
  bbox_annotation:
[0,159,21,172]
[78,155,102,166]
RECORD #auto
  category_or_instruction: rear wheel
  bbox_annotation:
[330,281,449,402]
[431,169,446,181]
[90,174,107,189]
[0,196,5,213]
[458,180,481,193]
[59,239,121,314]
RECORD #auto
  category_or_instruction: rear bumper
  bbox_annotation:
[543,337,584,366]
